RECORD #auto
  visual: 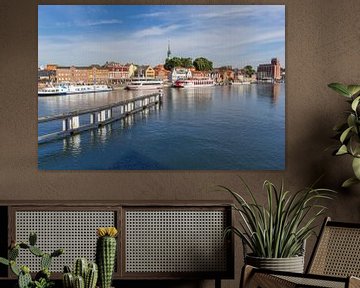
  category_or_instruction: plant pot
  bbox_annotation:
[245,254,304,273]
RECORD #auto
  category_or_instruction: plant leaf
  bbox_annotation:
[328,83,351,97]
[351,96,360,111]
[352,157,360,179]
[347,85,360,97]
[342,177,360,188]
[340,126,353,143]
[336,145,348,155]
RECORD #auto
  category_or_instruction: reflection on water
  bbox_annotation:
[38,84,285,170]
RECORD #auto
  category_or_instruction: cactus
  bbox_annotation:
[0,233,63,288]
[85,263,98,288]
[29,232,37,246]
[74,258,87,279]
[41,253,52,270]
[18,267,32,288]
[63,259,98,288]
[29,245,44,257]
[63,272,74,288]
[96,227,118,288]
[73,275,85,288]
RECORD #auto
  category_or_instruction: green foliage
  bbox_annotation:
[164,57,193,70]
[0,233,63,288]
[221,178,335,258]
[328,83,360,187]
[243,65,255,77]
[32,278,54,288]
[193,57,213,71]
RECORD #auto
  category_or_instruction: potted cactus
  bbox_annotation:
[0,232,63,288]
[62,258,98,288]
[96,227,118,288]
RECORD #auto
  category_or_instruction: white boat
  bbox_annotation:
[125,78,163,90]
[38,84,68,96]
[232,80,251,85]
[66,84,112,94]
[173,77,215,88]
[38,84,112,96]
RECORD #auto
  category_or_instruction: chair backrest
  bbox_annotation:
[307,217,360,277]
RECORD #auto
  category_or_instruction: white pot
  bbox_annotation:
[245,254,305,273]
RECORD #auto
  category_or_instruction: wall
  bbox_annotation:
[1,0,360,287]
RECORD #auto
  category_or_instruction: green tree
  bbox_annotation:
[243,65,255,77]
[193,57,213,71]
[181,57,193,68]
[164,57,183,70]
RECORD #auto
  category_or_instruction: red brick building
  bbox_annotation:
[257,58,281,81]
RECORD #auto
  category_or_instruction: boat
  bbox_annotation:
[173,77,215,88]
[38,84,112,96]
[125,78,163,90]
[232,80,251,85]
[38,84,68,96]
[66,84,112,94]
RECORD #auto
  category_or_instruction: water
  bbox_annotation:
[38,84,285,170]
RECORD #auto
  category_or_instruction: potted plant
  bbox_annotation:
[0,232,63,288]
[220,179,334,273]
[328,83,360,187]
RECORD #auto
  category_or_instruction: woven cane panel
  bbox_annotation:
[15,211,115,272]
[310,226,360,277]
[125,210,227,273]
[277,275,345,288]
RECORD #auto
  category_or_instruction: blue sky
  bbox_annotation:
[38,5,285,68]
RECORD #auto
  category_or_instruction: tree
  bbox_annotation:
[164,57,193,70]
[181,57,193,68]
[193,57,213,71]
[164,57,183,70]
[243,65,255,77]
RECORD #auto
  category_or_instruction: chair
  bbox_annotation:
[241,217,360,288]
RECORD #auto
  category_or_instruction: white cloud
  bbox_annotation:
[133,25,180,38]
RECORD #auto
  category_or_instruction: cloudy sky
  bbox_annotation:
[38,5,285,68]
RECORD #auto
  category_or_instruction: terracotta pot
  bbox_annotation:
[245,254,305,273]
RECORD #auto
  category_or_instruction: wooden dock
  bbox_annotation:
[38,92,162,144]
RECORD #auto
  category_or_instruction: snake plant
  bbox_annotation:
[221,179,335,258]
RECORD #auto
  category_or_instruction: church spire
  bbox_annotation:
[167,40,171,59]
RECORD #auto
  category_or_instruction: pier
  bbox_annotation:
[38,92,162,144]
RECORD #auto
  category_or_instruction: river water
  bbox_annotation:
[38,84,285,170]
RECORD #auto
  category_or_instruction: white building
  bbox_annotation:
[169,68,192,83]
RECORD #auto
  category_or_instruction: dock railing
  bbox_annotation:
[38,92,162,144]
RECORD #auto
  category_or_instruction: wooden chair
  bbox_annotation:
[241,217,360,288]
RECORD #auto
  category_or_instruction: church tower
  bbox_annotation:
[167,40,172,59]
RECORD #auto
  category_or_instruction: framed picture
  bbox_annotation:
[38,4,285,170]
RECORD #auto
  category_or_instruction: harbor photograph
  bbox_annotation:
[38,5,285,170]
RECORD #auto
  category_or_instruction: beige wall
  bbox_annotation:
[1,1,360,287]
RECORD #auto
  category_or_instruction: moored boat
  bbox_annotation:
[38,84,112,96]
[173,77,215,88]
[125,78,163,90]
[38,84,68,96]
[66,84,112,94]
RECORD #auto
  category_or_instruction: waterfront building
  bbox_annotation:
[136,65,156,78]
[55,65,109,84]
[169,67,192,82]
[38,69,56,83]
[105,62,135,83]
[154,64,170,81]
[257,58,281,81]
